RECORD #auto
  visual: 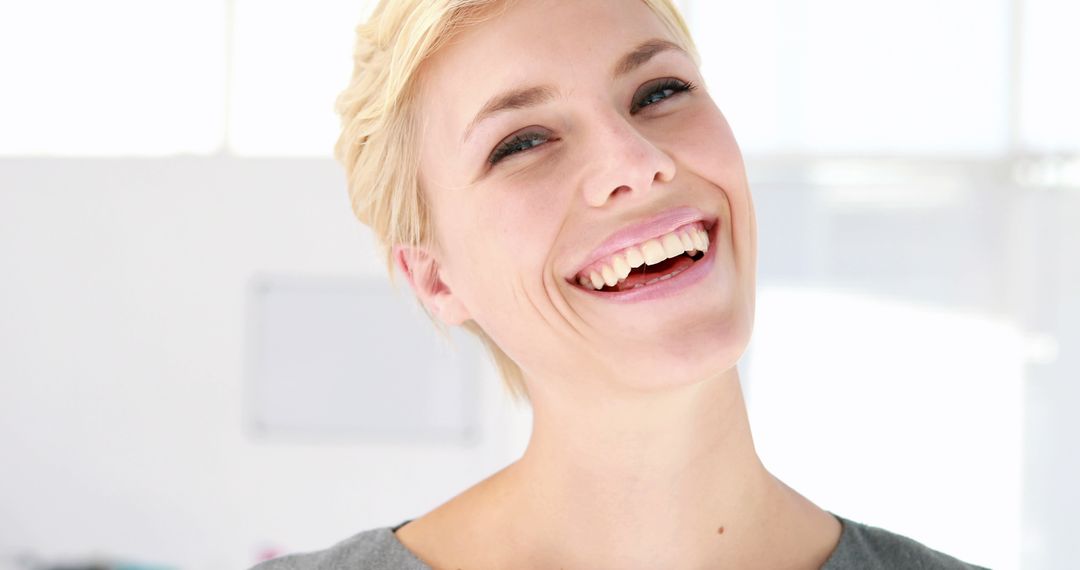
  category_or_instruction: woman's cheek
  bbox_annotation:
[669,105,743,176]
[476,187,560,266]
[494,155,570,232]
[666,102,722,147]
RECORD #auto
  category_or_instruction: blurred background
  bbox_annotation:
[0,0,1076,568]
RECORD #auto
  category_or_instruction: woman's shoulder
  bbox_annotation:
[248,520,428,570]
[822,513,989,570]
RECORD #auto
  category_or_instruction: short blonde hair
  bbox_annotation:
[334,0,700,405]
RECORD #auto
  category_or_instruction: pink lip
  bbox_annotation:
[565,205,716,282]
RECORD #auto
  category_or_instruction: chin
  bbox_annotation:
[602,311,754,392]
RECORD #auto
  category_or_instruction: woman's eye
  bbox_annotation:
[486,78,697,166]
[488,130,552,165]
[630,78,697,115]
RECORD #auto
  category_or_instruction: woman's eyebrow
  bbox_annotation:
[611,38,685,79]
[462,85,557,144]
[460,37,686,144]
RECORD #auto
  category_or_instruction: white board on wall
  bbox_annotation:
[245,274,483,443]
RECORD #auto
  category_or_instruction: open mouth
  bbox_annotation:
[568,219,715,294]
[589,249,705,292]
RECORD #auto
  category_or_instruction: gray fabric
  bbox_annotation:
[819,515,989,570]
[250,512,989,569]
[250,519,428,570]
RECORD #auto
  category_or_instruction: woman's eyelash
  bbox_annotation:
[630,78,697,114]
[487,78,697,166]
[489,132,550,165]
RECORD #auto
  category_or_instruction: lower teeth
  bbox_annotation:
[631,268,685,289]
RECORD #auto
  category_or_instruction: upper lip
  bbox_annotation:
[565,205,716,281]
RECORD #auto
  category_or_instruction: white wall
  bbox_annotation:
[0,157,533,569]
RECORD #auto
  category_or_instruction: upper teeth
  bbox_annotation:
[576,225,710,290]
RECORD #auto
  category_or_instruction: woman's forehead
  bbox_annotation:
[416,0,681,154]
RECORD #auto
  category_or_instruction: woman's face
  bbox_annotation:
[408,0,757,394]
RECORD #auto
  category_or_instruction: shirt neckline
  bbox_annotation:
[384,512,854,568]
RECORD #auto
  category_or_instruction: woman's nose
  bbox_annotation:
[581,108,677,208]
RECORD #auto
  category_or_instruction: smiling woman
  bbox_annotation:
[250,1,988,568]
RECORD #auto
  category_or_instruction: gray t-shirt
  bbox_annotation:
[251,512,989,569]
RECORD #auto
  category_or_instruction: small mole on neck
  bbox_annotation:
[718,525,725,535]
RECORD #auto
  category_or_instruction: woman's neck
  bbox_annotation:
[513,368,792,566]
[397,368,842,569]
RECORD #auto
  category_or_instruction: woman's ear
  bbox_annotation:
[392,244,472,326]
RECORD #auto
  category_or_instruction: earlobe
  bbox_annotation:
[392,244,471,326]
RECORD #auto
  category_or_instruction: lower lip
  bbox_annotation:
[573,224,719,303]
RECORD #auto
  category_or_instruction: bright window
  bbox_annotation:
[0,1,226,156]
[689,0,1012,155]
[226,0,372,157]
[1019,0,1080,152]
